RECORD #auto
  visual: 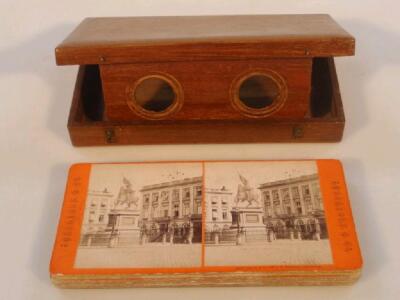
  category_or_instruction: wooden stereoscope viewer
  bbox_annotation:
[55,14,355,146]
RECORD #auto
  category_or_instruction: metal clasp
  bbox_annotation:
[292,125,304,139]
[105,128,116,144]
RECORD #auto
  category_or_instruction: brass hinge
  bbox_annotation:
[292,125,304,139]
[105,128,116,144]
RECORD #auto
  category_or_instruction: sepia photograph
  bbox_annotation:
[204,161,333,266]
[74,163,203,268]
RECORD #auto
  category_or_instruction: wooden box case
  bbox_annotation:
[55,14,355,146]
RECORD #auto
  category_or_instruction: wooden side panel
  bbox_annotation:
[100,59,312,121]
[67,58,344,146]
[68,121,344,146]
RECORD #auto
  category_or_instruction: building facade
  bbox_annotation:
[259,174,328,240]
[80,188,114,246]
[205,186,234,243]
[140,176,203,244]
[205,175,268,245]
[79,174,327,247]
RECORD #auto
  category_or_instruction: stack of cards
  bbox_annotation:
[50,160,362,288]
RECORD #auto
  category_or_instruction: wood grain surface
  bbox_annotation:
[100,58,311,121]
[55,15,355,65]
[67,58,345,146]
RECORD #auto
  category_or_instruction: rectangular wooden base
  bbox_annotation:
[67,58,345,146]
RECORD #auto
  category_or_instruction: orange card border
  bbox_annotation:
[50,159,362,276]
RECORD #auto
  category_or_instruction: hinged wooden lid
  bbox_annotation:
[56,14,355,65]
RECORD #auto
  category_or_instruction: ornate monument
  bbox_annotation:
[107,177,141,247]
[231,174,267,244]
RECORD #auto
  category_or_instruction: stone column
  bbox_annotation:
[149,198,154,220]
[310,183,318,210]
[267,190,275,218]
[288,186,296,215]
[179,188,183,218]
[168,190,173,217]
[315,219,321,240]
[298,185,307,215]
[278,191,284,217]
[189,187,193,214]
[170,229,174,244]
[214,232,219,244]
[306,184,313,211]
[188,224,194,244]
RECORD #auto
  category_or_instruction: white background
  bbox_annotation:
[0,1,399,299]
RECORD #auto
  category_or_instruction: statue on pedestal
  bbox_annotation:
[231,174,266,244]
[235,174,260,208]
[106,177,141,247]
[114,177,139,209]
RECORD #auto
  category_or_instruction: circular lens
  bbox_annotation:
[134,77,175,112]
[128,74,183,119]
[238,75,279,109]
[231,71,287,118]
